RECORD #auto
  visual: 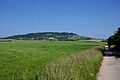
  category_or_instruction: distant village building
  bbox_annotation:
[48,37,55,40]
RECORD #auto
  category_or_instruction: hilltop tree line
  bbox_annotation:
[3,32,92,41]
[108,28,120,50]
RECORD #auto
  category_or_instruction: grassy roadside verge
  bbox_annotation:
[38,46,104,80]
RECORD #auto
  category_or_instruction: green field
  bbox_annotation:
[0,40,105,80]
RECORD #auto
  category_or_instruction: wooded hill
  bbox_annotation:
[3,32,93,41]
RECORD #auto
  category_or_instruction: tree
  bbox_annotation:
[107,35,115,48]
[115,28,120,49]
[108,28,120,50]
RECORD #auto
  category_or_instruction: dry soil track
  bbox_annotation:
[97,46,120,80]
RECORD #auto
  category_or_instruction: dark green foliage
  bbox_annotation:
[3,32,93,41]
[108,35,116,48]
[108,28,120,50]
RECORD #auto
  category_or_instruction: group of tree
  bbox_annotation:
[3,32,93,41]
[108,28,120,50]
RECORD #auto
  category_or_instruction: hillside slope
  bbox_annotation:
[4,32,92,41]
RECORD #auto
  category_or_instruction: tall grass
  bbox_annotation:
[38,46,103,80]
[0,41,104,80]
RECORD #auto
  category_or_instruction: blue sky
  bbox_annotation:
[0,0,120,39]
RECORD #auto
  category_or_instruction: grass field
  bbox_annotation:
[0,40,105,80]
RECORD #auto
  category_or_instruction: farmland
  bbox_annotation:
[0,40,105,80]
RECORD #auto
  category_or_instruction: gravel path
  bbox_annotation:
[97,46,120,80]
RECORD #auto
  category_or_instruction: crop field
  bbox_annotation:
[0,40,105,80]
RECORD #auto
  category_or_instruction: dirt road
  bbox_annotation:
[97,46,120,80]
